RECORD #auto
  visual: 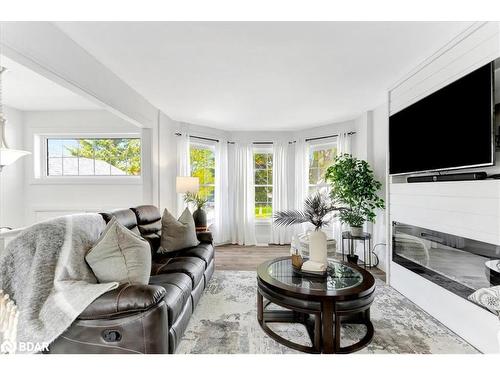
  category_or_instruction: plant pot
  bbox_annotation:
[308,229,328,266]
[347,254,359,265]
[350,226,363,237]
[192,208,207,229]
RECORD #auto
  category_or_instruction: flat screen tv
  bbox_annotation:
[389,62,494,175]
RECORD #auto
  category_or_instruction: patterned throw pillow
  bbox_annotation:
[468,286,500,316]
[158,208,200,253]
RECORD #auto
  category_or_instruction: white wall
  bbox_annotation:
[21,110,150,224]
[388,21,500,353]
[0,106,26,228]
[371,104,389,271]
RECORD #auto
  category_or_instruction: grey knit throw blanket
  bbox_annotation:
[0,214,118,353]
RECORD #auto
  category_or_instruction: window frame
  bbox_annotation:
[308,140,338,195]
[34,133,143,185]
[189,139,217,225]
[253,146,273,221]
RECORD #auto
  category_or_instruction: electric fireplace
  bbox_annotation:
[392,222,500,309]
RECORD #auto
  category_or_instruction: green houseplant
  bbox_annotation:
[325,154,385,238]
[184,192,209,229]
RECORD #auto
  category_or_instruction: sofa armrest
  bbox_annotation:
[79,284,166,320]
[196,231,213,244]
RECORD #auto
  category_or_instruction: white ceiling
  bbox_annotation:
[54,22,472,131]
[1,55,99,111]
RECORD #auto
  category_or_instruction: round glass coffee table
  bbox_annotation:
[257,256,375,354]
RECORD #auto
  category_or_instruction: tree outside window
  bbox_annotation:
[254,150,273,219]
[47,138,141,176]
[308,142,337,195]
[190,143,216,224]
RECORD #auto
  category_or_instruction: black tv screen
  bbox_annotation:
[389,63,494,175]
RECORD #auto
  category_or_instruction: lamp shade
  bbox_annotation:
[176,176,199,194]
[0,147,31,169]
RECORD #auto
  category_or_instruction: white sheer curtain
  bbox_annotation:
[176,132,190,216]
[292,138,310,237]
[214,139,231,244]
[271,140,293,245]
[228,142,256,245]
[333,132,353,248]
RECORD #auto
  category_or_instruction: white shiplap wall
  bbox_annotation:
[388,21,500,353]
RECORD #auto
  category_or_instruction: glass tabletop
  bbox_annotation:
[266,258,363,292]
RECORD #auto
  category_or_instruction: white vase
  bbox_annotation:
[350,226,363,237]
[309,229,327,266]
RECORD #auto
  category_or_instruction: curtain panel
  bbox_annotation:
[270,141,293,245]
[214,139,231,244]
[176,132,190,216]
[228,142,257,246]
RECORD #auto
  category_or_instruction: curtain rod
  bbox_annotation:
[305,131,356,143]
[174,133,219,143]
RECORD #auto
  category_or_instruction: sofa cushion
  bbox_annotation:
[86,218,151,285]
[100,208,140,235]
[79,284,166,320]
[131,205,162,236]
[166,243,214,269]
[149,273,192,325]
[159,208,200,253]
[151,257,205,288]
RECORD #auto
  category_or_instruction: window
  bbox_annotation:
[46,137,141,177]
[308,141,337,195]
[189,142,216,224]
[254,149,273,219]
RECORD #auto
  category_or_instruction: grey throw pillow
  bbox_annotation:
[86,217,151,285]
[159,208,200,253]
[468,286,500,315]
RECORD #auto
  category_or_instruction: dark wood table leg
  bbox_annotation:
[314,313,321,352]
[334,314,341,352]
[257,290,263,323]
[322,300,335,354]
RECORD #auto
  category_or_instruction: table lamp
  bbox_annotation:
[176,176,200,194]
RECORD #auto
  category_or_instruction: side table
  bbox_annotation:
[341,231,374,269]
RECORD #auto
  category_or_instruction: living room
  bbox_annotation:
[1,1,499,374]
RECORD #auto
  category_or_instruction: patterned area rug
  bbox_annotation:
[176,271,478,354]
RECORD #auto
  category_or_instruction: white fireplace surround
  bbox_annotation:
[387,22,500,353]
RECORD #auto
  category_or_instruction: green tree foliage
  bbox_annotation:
[190,146,215,201]
[67,138,141,175]
[254,153,273,218]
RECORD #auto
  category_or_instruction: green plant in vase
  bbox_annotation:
[325,153,385,239]
[184,192,209,229]
[274,192,342,267]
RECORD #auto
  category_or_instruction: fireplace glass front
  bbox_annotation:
[392,222,500,309]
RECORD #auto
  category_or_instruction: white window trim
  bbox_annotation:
[308,140,337,193]
[189,140,216,206]
[253,146,273,222]
[31,132,143,185]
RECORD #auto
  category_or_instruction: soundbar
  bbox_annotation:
[407,171,487,183]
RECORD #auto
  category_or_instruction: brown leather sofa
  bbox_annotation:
[48,205,215,354]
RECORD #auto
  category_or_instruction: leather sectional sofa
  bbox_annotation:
[48,205,215,354]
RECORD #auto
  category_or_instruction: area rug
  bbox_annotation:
[176,271,479,354]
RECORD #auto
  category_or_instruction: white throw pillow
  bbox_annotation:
[158,208,200,253]
[86,217,151,285]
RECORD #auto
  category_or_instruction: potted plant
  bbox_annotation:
[273,192,342,266]
[325,153,385,240]
[184,192,209,229]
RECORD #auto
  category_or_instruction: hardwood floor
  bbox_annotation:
[215,244,386,282]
